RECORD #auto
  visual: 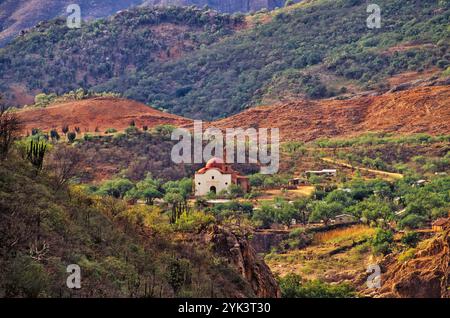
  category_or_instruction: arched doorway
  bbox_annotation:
[209,186,217,194]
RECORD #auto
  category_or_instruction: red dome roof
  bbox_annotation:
[205,157,224,169]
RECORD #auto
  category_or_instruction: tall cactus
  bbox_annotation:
[27,140,47,171]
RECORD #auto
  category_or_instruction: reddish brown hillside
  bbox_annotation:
[209,85,450,141]
[17,97,192,134]
[16,86,450,140]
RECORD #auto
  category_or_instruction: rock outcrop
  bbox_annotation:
[205,225,281,298]
[371,222,449,298]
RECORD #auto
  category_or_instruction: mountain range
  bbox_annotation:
[0,0,295,46]
[0,0,448,120]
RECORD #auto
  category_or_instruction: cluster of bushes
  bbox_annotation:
[252,198,310,228]
[371,229,420,256]
[32,89,121,108]
[319,133,449,175]
[260,70,331,100]
[411,153,450,174]
[315,133,450,149]
[77,125,198,182]
[92,174,194,223]
[278,274,355,298]
[251,174,449,230]
[248,173,291,188]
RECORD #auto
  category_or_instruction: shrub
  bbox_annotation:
[371,228,394,255]
[105,128,117,134]
[398,248,416,263]
[97,178,134,199]
[4,253,49,297]
[67,132,77,142]
[398,214,427,230]
[175,211,215,232]
[83,133,94,141]
[278,274,355,298]
[50,129,60,141]
[227,184,244,198]
[125,126,139,134]
[401,231,420,247]
[252,205,276,228]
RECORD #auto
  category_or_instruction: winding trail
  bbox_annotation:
[321,157,404,181]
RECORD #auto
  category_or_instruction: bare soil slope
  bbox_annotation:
[17,97,192,134]
[210,85,450,141]
[16,86,450,140]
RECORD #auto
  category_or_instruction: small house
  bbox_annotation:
[432,218,448,232]
[288,177,307,187]
[305,169,337,178]
[332,214,355,225]
[395,208,407,217]
[413,180,427,187]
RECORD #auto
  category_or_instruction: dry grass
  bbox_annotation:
[256,186,315,202]
[313,225,376,245]
[265,225,376,280]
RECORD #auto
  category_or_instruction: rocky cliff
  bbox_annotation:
[367,221,449,298]
[204,225,281,298]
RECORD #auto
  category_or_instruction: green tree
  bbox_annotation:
[309,201,344,225]
[126,175,163,205]
[274,200,297,227]
[371,228,394,255]
[166,257,192,296]
[252,204,276,228]
[401,232,420,248]
[293,198,311,225]
[398,214,427,230]
[5,254,49,297]
[325,190,354,207]
[97,178,134,199]
[227,184,244,198]
[67,132,77,143]
[0,105,21,160]
[352,197,393,223]
[278,274,355,298]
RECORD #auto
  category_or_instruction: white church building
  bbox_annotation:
[194,157,250,196]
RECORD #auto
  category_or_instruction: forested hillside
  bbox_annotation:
[0,137,275,298]
[0,6,243,106]
[1,0,449,119]
[0,0,145,47]
[0,0,295,47]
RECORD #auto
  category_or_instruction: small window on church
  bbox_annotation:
[198,182,201,185]
[212,176,215,180]
[225,182,228,185]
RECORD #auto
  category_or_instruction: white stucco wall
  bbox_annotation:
[194,169,232,196]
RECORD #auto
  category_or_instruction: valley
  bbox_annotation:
[0,0,449,301]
